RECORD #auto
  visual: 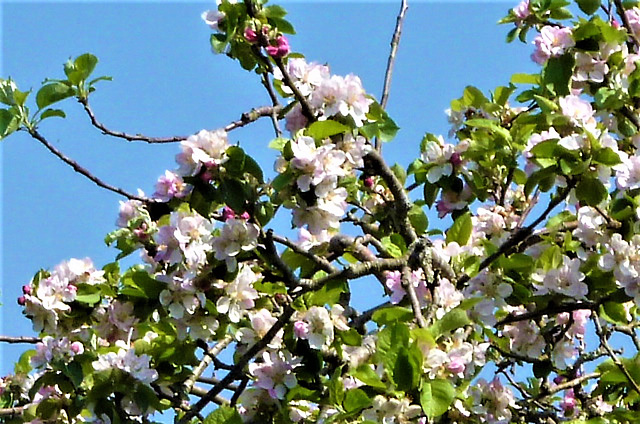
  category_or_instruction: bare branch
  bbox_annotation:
[28,128,149,202]
[594,316,640,396]
[79,98,188,143]
[545,372,601,396]
[379,0,408,111]
[0,335,40,344]
[183,335,234,396]
[271,233,336,273]
[0,405,26,418]
[497,301,598,327]
[364,150,417,244]
[224,105,283,133]
[402,265,427,328]
[458,184,572,287]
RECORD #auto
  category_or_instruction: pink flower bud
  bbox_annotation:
[266,35,290,58]
[222,206,236,221]
[200,171,214,183]
[447,358,466,374]
[293,321,309,339]
[70,342,84,355]
[22,285,32,295]
[612,19,621,29]
[450,152,463,167]
[363,176,375,188]
[244,27,258,43]
[239,211,250,220]
[553,375,565,384]
[17,296,26,306]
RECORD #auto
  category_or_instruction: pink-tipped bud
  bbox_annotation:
[266,35,290,58]
[363,176,375,188]
[450,152,463,167]
[239,211,250,220]
[17,296,26,306]
[553,375,565,384]
[244,27,258,43]
[70,341,84,355]
[200,171,214,183]
[22,285,32,295]
[612,18,621,29]
[293,321,310,339]
[222,206,236,221]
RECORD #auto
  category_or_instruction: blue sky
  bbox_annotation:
[0,0,535,408]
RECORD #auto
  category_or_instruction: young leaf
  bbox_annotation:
[446,211,472,245]
[36,83,75,110]
[420,378,455,418]
[306,120,349,140]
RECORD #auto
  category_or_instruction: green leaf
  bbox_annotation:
[306,120,349,140]
[533,94,558,113]
[329,368,345,406]
[305,279,347,307]
[268,137,289,151]
[74,284,101,305]
[428,307,470,339]
[0,109,17,138]
[378,114,400,142]
[220,178,247,212]
[381,236,404,258]
[40,108,66,120]
[463,85,488,108]
[593,147,621,166]
[446,211,472,246]
[343,388,370,413]
[576,0,600,15]
[600,301,629,325]
[224,146,246,177]
[36,83,75,110]
[510,73,540,85]
[393,345,421,391]
[204,405,243,424]
[74,53,99,81]
[351,365,386,390]
[268,17,296,34]
[372,306,414,326]
[576,176,608,206]
[464,118,512,142]
[15,350,36,374]
[408,204,429,234]
[339,328,363,346]
[420,378,455,418]
[542,54,575,96]
[264,4,287,18]
[272,171,294,191]
[391,163,407,184]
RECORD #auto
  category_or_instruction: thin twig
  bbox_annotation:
[28,128,148,202]
[183,335,233,396]
[190,385,229,405]
[365,150,417,244]
[402,265,427,328]
[545,372,601,396]
[262,229,301,290]
[458,184,572,287]
[380,0,408,110]
[0,335,40,344]
[0,405,26,418]
[271,233,336,273]
[261,74,283,137]
[593,316,640,395]
[497,301,598,327]
[79,98,187,143]
[614,0,640,48]
[224,105,283,133]
[179,304,296,423]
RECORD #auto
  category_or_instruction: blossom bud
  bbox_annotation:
[293,321,310,339]
[363,176,375,188]
[612,19,620,29]
[239,211,250,220]
[266,35,290,58]
[70,342,84,355]
[450,152,463,167]
[222,206,236,221]
[17,296,26,306]
[244,27,258,43]
[22,284,32,295]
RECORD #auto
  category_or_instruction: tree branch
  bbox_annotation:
[79,98,187,143]
[379,0,408,111]
[594,316,640,396]
[224,105,283,133]
[183,335,234,397]
[402,265,427,327]
[0,335,40,344]
[497,301,597,327]
[271,233,336,273]
[364,150,417,244]
[458,185,572,287]
[27,128,149,202]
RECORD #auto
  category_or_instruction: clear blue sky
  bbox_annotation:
[0,0,534,406]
